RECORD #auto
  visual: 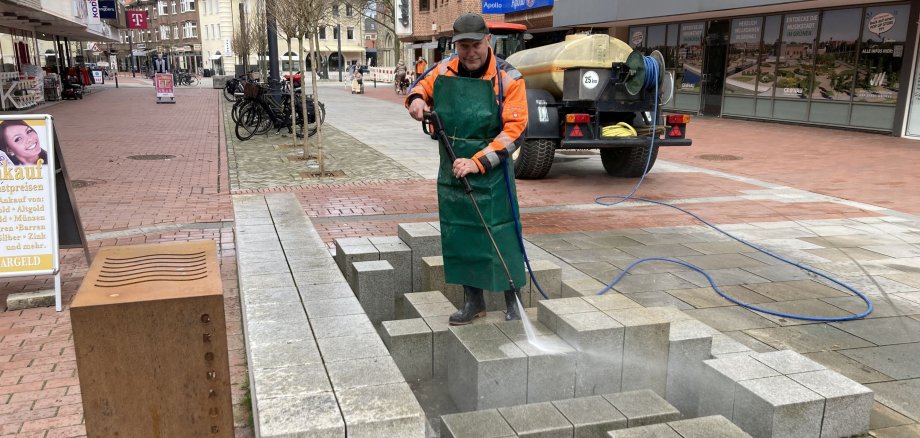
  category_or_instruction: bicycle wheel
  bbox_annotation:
[253,103,274,135]
[235,106,261,141]
[307,101,325,137]
[231,99,252,124]
[191,76,200,86]
[223,82,236,101]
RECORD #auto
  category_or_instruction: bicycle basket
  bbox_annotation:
[243,82,262,98]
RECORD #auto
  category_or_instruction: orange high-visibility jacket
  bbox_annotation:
[406,51,527,174]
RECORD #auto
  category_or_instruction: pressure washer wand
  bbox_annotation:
[423,111,516,292]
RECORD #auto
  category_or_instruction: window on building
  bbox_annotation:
[181,0,196,12]
[725,17,763,96]
[173,24,180,39]
[161,25,169,40]
[419,0,429,12]
[184,21,197,38]
[775,11,818,100]
[171,1,177,14]
[158,0,167,15]
[855,3,909,104]
[205,24,210,40]
[333,27,340,39]
[216,24,221,39]
[346,4,353,16]
[347,27,354,39]
[319,27,326,39]
[332,5,339,16]
[813,8,860,102]
[676,22,704,94]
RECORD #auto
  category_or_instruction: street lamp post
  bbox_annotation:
[337,23,342,82]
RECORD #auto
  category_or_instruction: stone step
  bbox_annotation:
[608,415,751,438]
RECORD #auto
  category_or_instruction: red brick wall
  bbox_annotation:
[411,0,504,40]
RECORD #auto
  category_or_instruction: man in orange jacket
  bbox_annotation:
[414,56,428,76]
[406,13,528,325]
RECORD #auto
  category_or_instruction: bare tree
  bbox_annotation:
[250,0,269,79]
[267,0,307,149]
[230,26,252,70]
[346,0,401,65]
[302,0,334,174]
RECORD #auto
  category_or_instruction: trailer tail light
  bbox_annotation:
[667,114,691,125]
[565,114,591,124]
[665,114,690,139]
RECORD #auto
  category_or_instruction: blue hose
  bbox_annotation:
[506,54,872,321]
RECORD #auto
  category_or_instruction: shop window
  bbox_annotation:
[628,26,646,50]
[759,15,782,98]
[775,11,818,100]
[726,17,763,96]
[814,8,861,101]
[855,3,909,104]
[646,25,666,54]
[676,22,704,94]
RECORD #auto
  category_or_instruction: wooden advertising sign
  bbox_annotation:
[0,115,88,311]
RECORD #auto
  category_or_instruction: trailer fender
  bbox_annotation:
[524,89,559,139]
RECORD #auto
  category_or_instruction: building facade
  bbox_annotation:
[115,0,203,74]
[199,0,233,75]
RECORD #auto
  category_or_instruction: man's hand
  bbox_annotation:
[452,158,480,178]
[408,98,429,121]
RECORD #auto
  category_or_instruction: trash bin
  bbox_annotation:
[71,241,233,438]
[203,69,213,77]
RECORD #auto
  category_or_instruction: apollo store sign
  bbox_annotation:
[482,0,553,14]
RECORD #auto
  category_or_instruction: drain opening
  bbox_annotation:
[697,154,742,161]
[300,170,346,178]
[127,154,177,161]
[71,179,100,188]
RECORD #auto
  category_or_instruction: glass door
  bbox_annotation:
[701,20,730,115]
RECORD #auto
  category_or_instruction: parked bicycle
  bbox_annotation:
[174,71,200,86]
[234,80,324,141]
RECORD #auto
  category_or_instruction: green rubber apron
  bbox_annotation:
[432,73,526,292]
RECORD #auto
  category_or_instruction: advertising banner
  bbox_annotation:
[155,73,175,103]
[127,10,148,29]
[87,0,101,25]
[0,116,58,278]
[98,0,117,19]
[92,70,103,84]
[482,0,553,14]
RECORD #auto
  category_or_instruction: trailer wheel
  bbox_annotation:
[513,139,556,179]
[601,144,660,177]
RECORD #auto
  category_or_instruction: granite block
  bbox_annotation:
[336,243,379,288]
[398,222,442,292]
[408,301,458,319]
[752,350,826,375]
[732,376,825,438]
[253,363,332,400]
[605,307,671,396]
[498,402,574,437]
[698,355,781,419]
[421,256,464,307]
[583,293,642,311]
[381,318,433,381]
[351,260,396,324]
[485,288,521,312]
[605,389,681,428]
[424,317,452,379]
[298,282,354,302]
[256,392,344,437]
[311,314,376,339]
[447,329,527,411]
[337,382,426,437]
[606,423,680,438]
[303,296,364,319]
[316,334,389,362]
[440,409,516,438]
[510,334,577,403]
[553,395,628,438]
[788,370,874,438]
[554,311,625,396]
[537,297,598,331]
[666,319,717,417]
[326,355,405,390]
[527,259,563,302]
[374,239,412,310]
[667,415,752,438]
[249,339,322,371]
[561,277,608,298]
[710,333,755,358]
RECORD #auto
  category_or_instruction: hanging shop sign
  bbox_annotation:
[127,10,148,29]
[482,0,553,14]
[87,0,101,25]
[98,0,117,19]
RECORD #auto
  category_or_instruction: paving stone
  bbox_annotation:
[674,268,772,289]
[627,291,694,310]
[526,259,563,302]
[751,350,826,375]
[618,243,704,259]
[698,355,781,419]
[605,308,671,396]
[666,319,718,417]
[240,272,297,292]
[666,415,751,438]
[869,424,920,438]
[244,301,309,323]
[421,256,464,307]
[537,297,598,331]
[720,331,776,353]
[821,295,920,319]
[326,355,405,390]
[554,311,624,396]
[337,382,426,437]
[745,323,874,353]
[608,273,700,294]
[292,267,348,287]
[553,395,627,438]
[788,369,873,438]
[381,318,433,381]
[561,277,608,298]
[732,375,825,438]
[840,343,920,380]
[297,282,354,303]
[742,280,849,301]
[866,378,920,422]
[398,222,442,292]
[424,317,452,379]
[253,363,332,400]
[606,423,680,438]
[373,239,412,310]
[256,392,344,437]
[498,402,574,438]
[335,242,379,287]
[245,316,312,349]
[447,326,527,410]
[352,260,397,324]
[753,299,856,326]
[741,264,817,282]
[604,389,681,427]
[408,301,460,319]
[303,296,365,319]
[310,313,376,339]
[682,306,777,332]
[682,241,756,255]
[582,293,642,311]
[440,409,516,438]
[802,351,893,384]
[870,401,915,429]
[509,333,577,403]
[831,316,920,345]
[316,334,389,362]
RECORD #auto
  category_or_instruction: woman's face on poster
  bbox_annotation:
[3,124,42,164]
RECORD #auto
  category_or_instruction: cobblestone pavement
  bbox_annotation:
[0,75,918,437]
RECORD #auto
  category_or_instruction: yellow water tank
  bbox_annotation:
[506,33,633,99]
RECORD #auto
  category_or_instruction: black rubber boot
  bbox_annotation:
[449,286,486,325]
[505,289,522,321]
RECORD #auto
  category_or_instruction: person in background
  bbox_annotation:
[405,13,528,325]
[415,56,428,76]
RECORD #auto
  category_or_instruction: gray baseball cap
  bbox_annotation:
[452,13,489,42]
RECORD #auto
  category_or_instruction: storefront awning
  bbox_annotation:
[0,4,118,42]
[210,54,223,60]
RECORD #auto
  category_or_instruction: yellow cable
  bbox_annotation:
[601,122,637,137]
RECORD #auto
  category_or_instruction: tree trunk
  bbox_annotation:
[298,35,310,156]
[286,38,297,142]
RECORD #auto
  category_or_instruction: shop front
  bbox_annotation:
[626,2,914,133]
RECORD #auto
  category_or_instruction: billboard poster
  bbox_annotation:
[87,0,101,25]
[0,116,57,277]
[99,0,117,19]
[155,73,175,102]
